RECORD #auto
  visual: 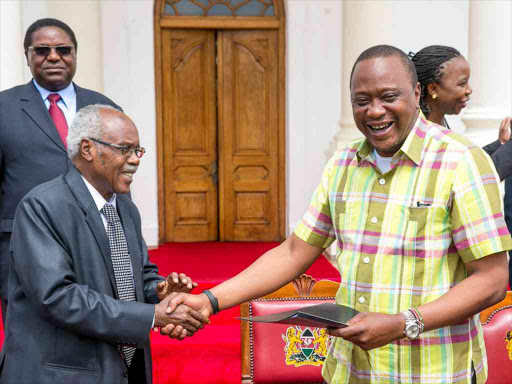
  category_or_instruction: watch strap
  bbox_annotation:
[203,290,219,314]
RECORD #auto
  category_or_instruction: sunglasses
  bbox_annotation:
[28,45,74,57]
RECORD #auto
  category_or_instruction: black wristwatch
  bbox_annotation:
[202,290,219,314]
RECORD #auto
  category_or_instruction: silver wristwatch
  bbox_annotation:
[401,309,422,340]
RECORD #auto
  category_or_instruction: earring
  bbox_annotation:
[432,94,438,99]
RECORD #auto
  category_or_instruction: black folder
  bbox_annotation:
[238,303,359,328]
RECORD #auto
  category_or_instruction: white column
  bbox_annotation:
[19,0,50,83]
[0,0,26,90]
[45,0,104,93]
[286,0,342,234]
[462,0,512,145]
[101,0,159,246]
[336,1,470,146]
[337,1,392,147]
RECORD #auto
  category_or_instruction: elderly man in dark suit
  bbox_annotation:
[0,18,124,323]
[0,105,209,384]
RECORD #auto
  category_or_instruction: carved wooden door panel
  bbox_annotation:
[218,30,280,241]
[161,29,218,241]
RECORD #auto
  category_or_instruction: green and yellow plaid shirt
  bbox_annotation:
[295,114,511,384]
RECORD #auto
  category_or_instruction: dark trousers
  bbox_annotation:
[0,299,6,325]
[0,232,10,326]
[128,349,147,384]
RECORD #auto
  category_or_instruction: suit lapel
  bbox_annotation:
[117,200,144,302]
[65,166,118,296]
[20,81,67,153]
[75,83,88,111]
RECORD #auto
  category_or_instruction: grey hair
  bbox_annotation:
[67,104,119,159]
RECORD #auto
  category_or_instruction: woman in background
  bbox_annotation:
[410,45,511,180]
[411,45,512,288]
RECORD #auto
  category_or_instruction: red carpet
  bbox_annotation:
[0,242,340,384]
[149,241,339,384]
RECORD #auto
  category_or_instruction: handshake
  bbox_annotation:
[153,272,214,340]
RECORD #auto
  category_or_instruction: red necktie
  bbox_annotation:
[48,93,69,149]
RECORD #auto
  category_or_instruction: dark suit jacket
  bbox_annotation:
[0,81,121,298]
[482,139,512,181]
[483,139,512,285]
[0,166,163,384]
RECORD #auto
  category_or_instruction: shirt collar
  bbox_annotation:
[356,111,429,166]
[81,175,117,212]
[33,79,75,109]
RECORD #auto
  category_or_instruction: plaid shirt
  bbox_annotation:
[295,114,511,384]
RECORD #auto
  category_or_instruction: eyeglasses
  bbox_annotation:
[89,138,145,158]
[28,45,74,57]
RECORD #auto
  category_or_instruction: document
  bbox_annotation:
[238,303,359,328]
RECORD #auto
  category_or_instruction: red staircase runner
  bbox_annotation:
[149,242,339,384]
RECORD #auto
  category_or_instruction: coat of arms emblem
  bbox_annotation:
[282,326,333,367]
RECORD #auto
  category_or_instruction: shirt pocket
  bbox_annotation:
[406,206,435,255]
[404,205,450,290]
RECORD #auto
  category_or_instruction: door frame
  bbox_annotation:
[154,0,286,243]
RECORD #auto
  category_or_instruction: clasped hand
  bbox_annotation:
[159,292,214,340]
[153,272,210,340]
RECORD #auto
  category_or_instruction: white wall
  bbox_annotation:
[2,0,510,246]
[0,0,25,90]
[101,1,159,246]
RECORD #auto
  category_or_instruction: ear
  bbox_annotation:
[414,82,421,107]
[25,51,30,67]
[80,139,95,162]
[426,82,438,98]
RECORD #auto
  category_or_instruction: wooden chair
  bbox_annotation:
[240,274,340,384]
[241,280,512,384]
[480,291,512,384]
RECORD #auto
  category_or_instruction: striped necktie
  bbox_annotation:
[101,203,136,366]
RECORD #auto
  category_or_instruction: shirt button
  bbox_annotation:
[358,296,366,304]
[363,256,370,264]
[371,217,378,224]
[379,178,385,185]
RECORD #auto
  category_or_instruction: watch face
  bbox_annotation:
[406,324,420,339]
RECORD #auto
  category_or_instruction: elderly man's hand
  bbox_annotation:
[156,272,198,302]
[157,292,214,339]
[154,295,209,340]
[327,312,405,351]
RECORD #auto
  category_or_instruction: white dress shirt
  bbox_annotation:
[81,176,156,328]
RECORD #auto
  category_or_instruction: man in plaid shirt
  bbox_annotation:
[166,45,511,383]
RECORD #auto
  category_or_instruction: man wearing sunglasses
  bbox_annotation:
[0,105,210,384]
[0,18,121,325]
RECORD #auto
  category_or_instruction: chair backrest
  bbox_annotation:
[480,291,512,384]
[240,274,340,384]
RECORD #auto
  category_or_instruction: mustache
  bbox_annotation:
[122,165,138,173]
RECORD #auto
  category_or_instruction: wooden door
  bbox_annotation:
[161,29,218,242]
[218,30,280,241]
